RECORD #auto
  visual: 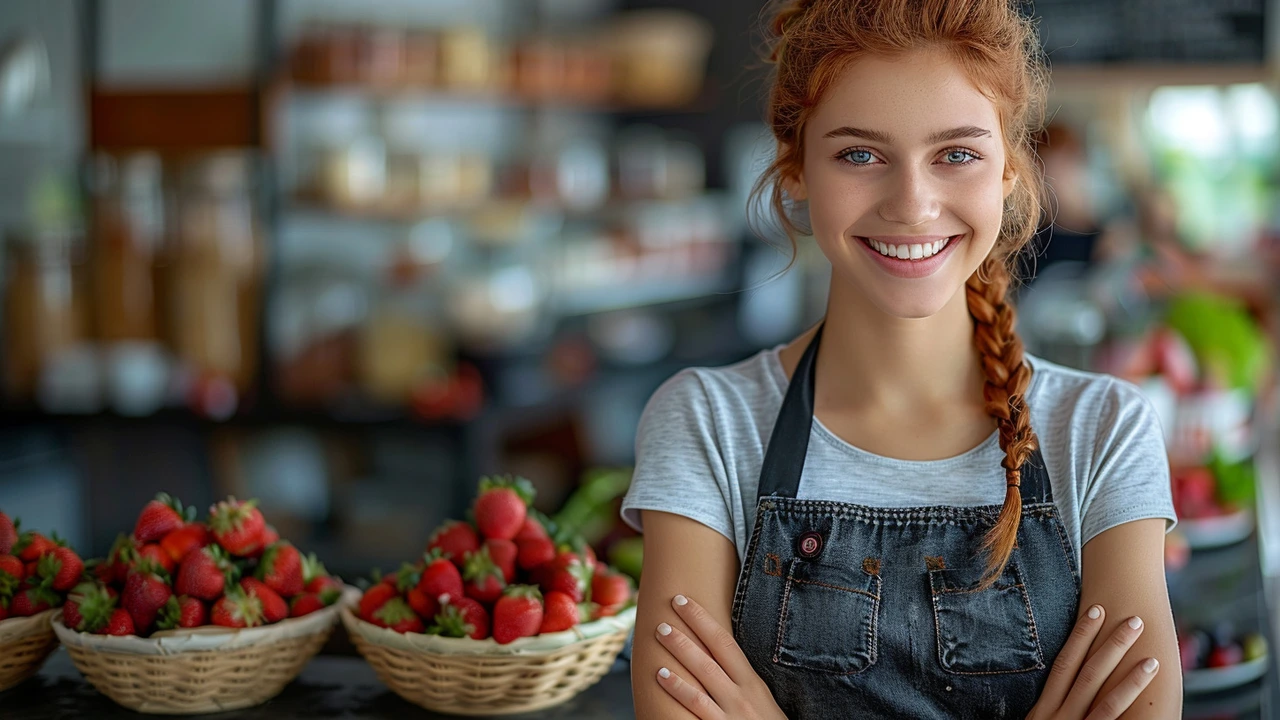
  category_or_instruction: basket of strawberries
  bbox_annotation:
[0,509,84,692]
[342,475,637,716]
[50,493,355,714]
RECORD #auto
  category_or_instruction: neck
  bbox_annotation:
[815,276,986,413]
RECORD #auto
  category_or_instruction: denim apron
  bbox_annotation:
[731,324,1080,719]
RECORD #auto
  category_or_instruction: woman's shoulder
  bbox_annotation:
[646,346,787,416]
[1025,353,1152,419]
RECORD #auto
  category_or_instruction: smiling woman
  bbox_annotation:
[621,1,1181,719]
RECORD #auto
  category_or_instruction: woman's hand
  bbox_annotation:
[1026,605,1161,720]
[652,594,787,720]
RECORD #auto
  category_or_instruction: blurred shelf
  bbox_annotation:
[1050,63,1274,94]
[0,404,469,430]
[551,272,736,316]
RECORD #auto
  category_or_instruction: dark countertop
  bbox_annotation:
[3,651,637,720]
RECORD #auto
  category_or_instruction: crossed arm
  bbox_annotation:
[632,511,1180,719]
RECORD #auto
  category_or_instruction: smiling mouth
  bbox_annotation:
[857,235,960,260]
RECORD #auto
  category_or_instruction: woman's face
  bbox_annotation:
[792,48,1016,319]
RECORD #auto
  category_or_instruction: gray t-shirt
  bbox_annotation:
[620,345,1177,570]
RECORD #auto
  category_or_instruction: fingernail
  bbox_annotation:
[1087,605,1101,619]
[657,623,672,636]
[1142,658,1159,673]
[673,594,688,606]
[658,667,671,679]
[1128,616,1143,630]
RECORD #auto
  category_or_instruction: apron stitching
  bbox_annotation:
[791,577,879,600]
[772,565,796,664]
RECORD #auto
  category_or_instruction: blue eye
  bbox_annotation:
[844,149,875,164]
[944,150,977,164]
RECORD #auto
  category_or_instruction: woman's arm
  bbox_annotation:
[1079,518,1182,718]
[633,510,742,719]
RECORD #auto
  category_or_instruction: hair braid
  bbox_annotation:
[966,257,1038,588]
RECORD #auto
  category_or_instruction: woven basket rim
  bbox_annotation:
[341,603,636,656]
[51,585,358,656]
[0,609,57,644]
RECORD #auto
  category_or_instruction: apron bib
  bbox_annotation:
[731,324,1080,719]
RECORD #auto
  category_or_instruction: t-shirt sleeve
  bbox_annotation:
[1079,378,1178,546]
[620,369,737,546]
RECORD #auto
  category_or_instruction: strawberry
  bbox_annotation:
[542,553,592,603]
[591,570,633,608]
[36,545,84,592]
[240,578,288,624]
[64,581,118,632]
[62,597,84,629]
[133,493,192,544]
[484,538,518,583]
[514,515,549,542]
[208,497,266,557]
[426,521,479,567]
[358,582,399,621]
[472,475,533,541]
[371,597,423,633]
[516,536,555,571]
[307,574,343,595]
[211,587,264,628]
[137,543,175,575]
[430,594,489,639]
[123,560,173,634]
[157,595,206,630]
[255,542,304,598]
[289,589,339,618]
[102,607,136,636]
[0,554,24,597]
[10,583,58,617]
[15,532,54,563]
[96,534,137,585]
[493,585,543,644]
[302,553,342,594]
[417,550,464,601]
[0,511,16,555]
[592,603,623,619]
[538,590,579,634]
[261,524,280,548]
[160,523,209,564]
[176,545,238,601]
[462,546,506,605]
[406,587,439,620]
[384,561,424,593]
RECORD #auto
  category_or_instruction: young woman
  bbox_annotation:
[620,1,1181,718]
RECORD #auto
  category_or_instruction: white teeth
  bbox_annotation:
[896,245,910,259]
[864,236,956,260]
[909,244,923,259]
[921,243,934,258]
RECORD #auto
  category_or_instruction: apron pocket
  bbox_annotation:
[928,560,1045,675]
[774,558,881,675]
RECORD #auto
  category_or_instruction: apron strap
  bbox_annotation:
[756,321,1054,505]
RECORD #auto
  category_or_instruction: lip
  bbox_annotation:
[855,234,964,279]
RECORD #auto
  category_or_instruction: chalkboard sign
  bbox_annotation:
[1031,0,1267,64]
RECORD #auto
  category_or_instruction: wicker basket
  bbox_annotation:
[0,609,60,692]
[50,587,356,714]
[342,604,635,716]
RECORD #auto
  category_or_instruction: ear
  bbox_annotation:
[1002,164,1018,199]
[777,141,807,201]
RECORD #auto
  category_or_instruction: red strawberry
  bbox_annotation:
[175,545,238,601]
[0,554,24,596]
[0,511,16,555]
[64,581,119,633]
[160,523,209,564]
[96,534,137,585]
[240,578,288,624]
[123,561,173,634]
[426,521,480,567]
[538,590,579,633]
[37,545,84,592]
[406,587,439,620]
[417,550,464,601]
[11,583,58,617]
[462,546,506,605]
[472,476,533,541]
[307,574,343,595]
[516,537,555,571]
[157,595,207,630]
[62,597,84,629]
[137,543,175,575]
[371,597,423,633]
[591,570,633,608]
[492,584,543,644]
[514,515,549,542]
[289,589,339,618]
[484,538,518,583]
[430,594,489,639]
[592,603,624,619]
[102,607,135,636]
[15,532,54,563]
[260,524,280,548]
[359,582,399,621]
[133,493,191,544]
[542,553,592,603]
[255,542,304,598]
[208,497,266,557]
[211,588,264,628]
[302,553,343,594]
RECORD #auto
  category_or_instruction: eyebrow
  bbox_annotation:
[821,125,993,144]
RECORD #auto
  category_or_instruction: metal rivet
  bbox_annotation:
[796,531,824,559]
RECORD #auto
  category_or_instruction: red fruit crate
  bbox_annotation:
[0,610,60,692]
[340,603,635,715]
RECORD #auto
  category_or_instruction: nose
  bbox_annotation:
[876,166,941,227]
